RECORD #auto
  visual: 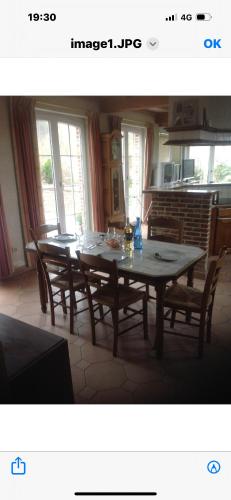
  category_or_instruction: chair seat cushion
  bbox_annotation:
[47,264,66,274]
[164,284,203,312]
[92,284,146,308]
[51,272,85,291]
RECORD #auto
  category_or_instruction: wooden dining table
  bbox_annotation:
[26,232,205,358]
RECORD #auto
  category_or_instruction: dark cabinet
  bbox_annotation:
[210,207,231,254]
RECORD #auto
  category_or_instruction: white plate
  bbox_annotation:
[154,251,178,262]
[54,233,76,242]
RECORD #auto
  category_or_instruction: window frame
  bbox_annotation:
[122,123,146,220]
[184,144,231,184]
[36,109,92,232]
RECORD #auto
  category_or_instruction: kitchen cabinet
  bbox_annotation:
[210,207,231,254]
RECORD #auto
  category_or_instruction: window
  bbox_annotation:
[187,145,231,183]
[122,124,146,222]
[188,146,211,183]
[36,111,90,233]
[213,146,231,183]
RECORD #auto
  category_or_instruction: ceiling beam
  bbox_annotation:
[98,96,169,113]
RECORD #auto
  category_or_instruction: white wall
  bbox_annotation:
[0,97,25,269]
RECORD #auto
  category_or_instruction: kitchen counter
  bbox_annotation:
[143,187,218,195]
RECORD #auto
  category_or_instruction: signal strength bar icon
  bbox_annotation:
[165,14,177,21]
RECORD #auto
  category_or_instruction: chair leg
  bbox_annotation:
[170,310,176,328]
[186,311,192,323]
[206,305,213,343]
[143,299,148,339]
[124,278,129,313]
[111,308,119,357]
[99,304,104,320]
[145,284,149,300]
[198,316,206,358]
[50,303,55,326]
[70,292,75,334]
[88,295,96,345]
[48,287,55,325]
[61,290,67,314]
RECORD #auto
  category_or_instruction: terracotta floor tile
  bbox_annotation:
[71,365,86,394]
[81,343,113,363]
[78,386,96,400]
[122,380,138,393]
[76,359,91,370]
[85,361,126,390]
[69,344,82,365]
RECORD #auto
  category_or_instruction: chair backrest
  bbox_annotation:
[30,221,61,242]
[147,216,183,243]
[107,220,125,231]
[38,243,73,288]
[77,251,118,288]
[202,246,227,310]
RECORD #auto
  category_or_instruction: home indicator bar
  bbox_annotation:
[74,493,157,497]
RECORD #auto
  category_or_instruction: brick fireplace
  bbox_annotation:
[143,188,217,278]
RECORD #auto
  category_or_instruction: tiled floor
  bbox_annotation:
[0,257,231,404]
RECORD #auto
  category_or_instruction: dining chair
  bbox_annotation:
[37,243,88,334]
[108,220,125,229]
[128,216,184,299]
[30,221,61,240]
[163,246,227,357]
[147,216,184,244]
[77,252,148,357]
[30,223,68,281]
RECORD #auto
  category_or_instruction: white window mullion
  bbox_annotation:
[208,146,215,183]
[50,117,66,232]
[80,120,91,230]
[123,128,129,216]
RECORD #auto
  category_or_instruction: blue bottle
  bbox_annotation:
[134,217,143,250]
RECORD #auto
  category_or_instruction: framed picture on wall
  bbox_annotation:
[173,99,199,127]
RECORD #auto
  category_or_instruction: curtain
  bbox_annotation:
[143,126,154,222]
[88,112,105,231]
[9,97,44,265]
[0,186,13,279]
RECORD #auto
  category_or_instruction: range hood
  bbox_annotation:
[164,126,231,146]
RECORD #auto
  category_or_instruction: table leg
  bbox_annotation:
[187,265,194,287]
[154,282,166,359]
[36,258,47,313]
[186,266,194,322]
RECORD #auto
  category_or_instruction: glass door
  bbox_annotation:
[122,124,146,222]
[36,111,91,233]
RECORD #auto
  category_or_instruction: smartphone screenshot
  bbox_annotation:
[0,0,231,498]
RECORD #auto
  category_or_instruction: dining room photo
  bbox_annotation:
[0,95,231,404]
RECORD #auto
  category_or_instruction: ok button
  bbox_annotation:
[204,38,222,48]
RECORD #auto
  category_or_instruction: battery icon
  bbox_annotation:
[196,13,212,21]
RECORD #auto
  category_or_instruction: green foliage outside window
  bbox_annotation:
[41,159,53,184]
[213,164,231,183]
